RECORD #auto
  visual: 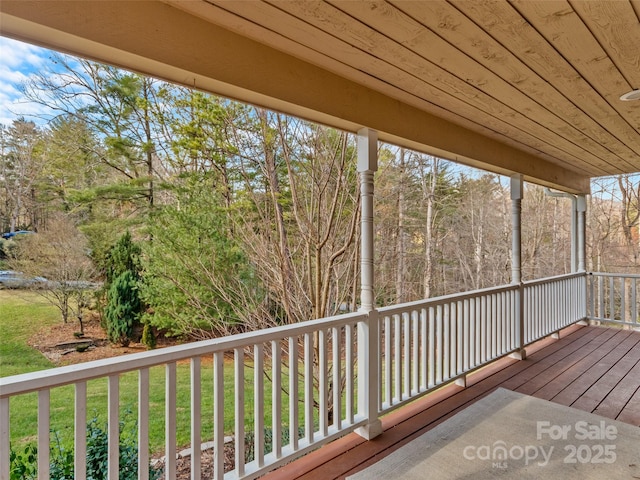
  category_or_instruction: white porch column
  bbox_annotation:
[577,195,587,272]
[570,200,578,272]
[511,174,523,284]
[577,194,588,323]
[358,128,377,312]
[510,174,526,360]
[356,127,382,440]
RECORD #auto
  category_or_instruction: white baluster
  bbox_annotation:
[191,357,201,480]
[234,349,245,477]
[254,344,264,467]
[271,341,282,458]
[166,363,177,480]
[0,398,9,480]
[139,368,150,480]
[38,389,50,480]
[332,328,342,430]
[213,352,224,480]
[107,376,119,480]
[75,382,87,480]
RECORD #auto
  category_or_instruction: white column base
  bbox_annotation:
[455,376,467,387]
[510,349,527,360]
[356,420,383,440]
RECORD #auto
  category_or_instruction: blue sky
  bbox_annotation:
[0,36,56,126]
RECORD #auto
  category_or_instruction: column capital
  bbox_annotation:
[510,173,523,200]
[357,128,378,173]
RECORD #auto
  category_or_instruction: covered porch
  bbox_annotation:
[1,1,640,479]
[265,322,640,479]
[2,272,639,480]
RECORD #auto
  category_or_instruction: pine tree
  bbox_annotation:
[103,232,144,345]
[105,231,142,283]
[105,270,141,346]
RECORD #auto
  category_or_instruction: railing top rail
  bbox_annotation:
[0,311,366,398]
[522,271,586,288]
[378,283,519,316]
[588,272,640,279]
[378,272,587,316]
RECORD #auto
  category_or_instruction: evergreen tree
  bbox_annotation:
[105,270,141,346]
[140,173,260,338]
[103,232,144,344]
[104,231,142,283]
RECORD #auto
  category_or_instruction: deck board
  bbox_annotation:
[513,327,620,395]
[545,330,640,405]
[571,332,640,414]
[261,325,640,480]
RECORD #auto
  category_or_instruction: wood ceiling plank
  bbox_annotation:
[390,0,640,169]
[268,0,611,174]
[0,0,594,191]
[185,0,499,144]
[451,0,640,173]
[202,0,605,175]
[332,0,636,174]
[569,0,640,118]
[509,0,640,169]
[176,0,596,177]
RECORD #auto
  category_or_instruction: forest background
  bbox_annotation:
[1,49,639,343]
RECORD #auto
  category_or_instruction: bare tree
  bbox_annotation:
[618,174,640,266]
[10,213,97,331]
[235,111,360,323]
[421,155,440,299]
[0,119,46,232]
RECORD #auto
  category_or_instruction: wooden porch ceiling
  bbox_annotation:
[2,1,640,193]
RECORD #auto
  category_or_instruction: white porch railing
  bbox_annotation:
[0,272,595,480]
[377,284,520,412]
[376,272,587,413]
[0,312,367,480]
[523,272,587,344]
[588,272,640,328]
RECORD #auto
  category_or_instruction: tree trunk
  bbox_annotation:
[474,208,484,289]
[423,157,438,299]
[396,149,407,303]
[261,112,296,323]
[143,80,155,211]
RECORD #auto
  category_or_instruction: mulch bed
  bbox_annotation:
[154,445,237,479]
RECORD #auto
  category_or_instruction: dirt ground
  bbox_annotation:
[28,314,149,365]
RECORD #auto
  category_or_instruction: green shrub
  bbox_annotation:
[141,322,156,350]
[9,412,160,480]
[9,443,37,480]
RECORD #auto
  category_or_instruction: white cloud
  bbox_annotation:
[0,37,46,68]
[0,36,55,125]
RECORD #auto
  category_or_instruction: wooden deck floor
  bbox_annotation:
[263,324,640,480]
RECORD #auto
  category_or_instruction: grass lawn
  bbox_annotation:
[1,290,306,453]
[0,290,58,376]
